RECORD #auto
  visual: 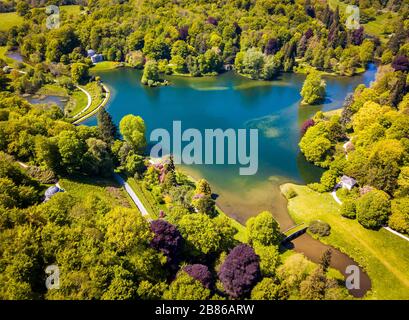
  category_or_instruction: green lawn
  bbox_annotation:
[364,12,397,41]
[0,12,24,31]
[60,5,82,15]
[90,61,121,72]
[71,82,105,120]
[37,84,68,96]
[281,183,409,299]
[64,88,88,116]
[59,176,135,209]
[0,6,81,32]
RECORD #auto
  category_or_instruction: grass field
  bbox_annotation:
[64,87,88,116]
[37,84,68,96]
[0,12,24,31]
[71,82,105,119]
[59,176,135,210]
[90,61,121,72]
[0,5,82,32]
[60,5,82,16]
[281,183,409,299]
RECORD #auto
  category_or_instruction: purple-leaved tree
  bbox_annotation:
[150,219,183,268]
[300,119,315,136]
[218,244,261,299]
[183,264,213,289]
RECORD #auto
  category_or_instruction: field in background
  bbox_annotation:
[282,183,409,299]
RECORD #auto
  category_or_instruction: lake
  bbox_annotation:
[86,64,377,297]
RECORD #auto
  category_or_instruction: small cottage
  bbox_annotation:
[91,54,104,64]
[44,185,63,202]
[340,175,357,191]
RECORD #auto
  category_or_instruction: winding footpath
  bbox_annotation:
[72,85,92,120]
[72,84,111,124]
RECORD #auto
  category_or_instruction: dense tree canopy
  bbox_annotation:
[300,71,326,105]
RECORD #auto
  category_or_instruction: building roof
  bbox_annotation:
[87,49,96,57]
[91,54,104,63]
[340,175,357,187]
[45,186,62,198]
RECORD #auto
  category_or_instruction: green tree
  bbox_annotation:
[340,200,356,219]
[178,213,223,256]
[143,166,160,190]
[57,130,86,173]
[163,272,211,300]
[137,280,168,300]
[195,179,212,195]
[389,198,409,235]
[250,278,285,300]
[356,190,391,229]
[16,1,30,16]
[300,71,326,105]
[71,63,89,84]
[299,122,333,167]
[141,60,162,86]
[97,109,119,144]
[246,211,281,246]
[254,244,281,277]
[119,114,147,153]
[102,207,153,253]
[299,266,337,300]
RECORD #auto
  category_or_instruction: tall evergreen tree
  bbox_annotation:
[97,108,119,144]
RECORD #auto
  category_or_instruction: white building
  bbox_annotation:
[340,175,357,191]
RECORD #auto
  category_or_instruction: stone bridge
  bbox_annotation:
[281,223,308,243]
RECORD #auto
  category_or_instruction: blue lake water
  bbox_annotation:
[85,65,377,296]
[86,64,377,225]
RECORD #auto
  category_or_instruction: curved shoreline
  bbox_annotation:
[72,83,111,125]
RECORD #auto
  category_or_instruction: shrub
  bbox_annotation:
[307,182,327,193]
[356,190,391,229]
[320,170,338,192]
[283,187,297,199]
[163,272,211,300]
[340,200,356,219]
[309,220,331,237]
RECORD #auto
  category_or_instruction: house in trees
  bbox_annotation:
[87,49,104,63]
[339,175,357,191]
[91,54,104,64]
[44,185,63,202]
